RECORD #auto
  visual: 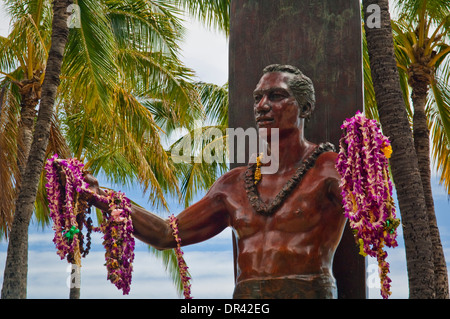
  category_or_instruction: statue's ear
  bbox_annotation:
[299,102,312,119]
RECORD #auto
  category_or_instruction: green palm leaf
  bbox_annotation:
[173,0,230,35]
[429,77,450,192]
[60,0,118,117]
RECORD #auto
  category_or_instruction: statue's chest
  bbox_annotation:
[232,176,324,237]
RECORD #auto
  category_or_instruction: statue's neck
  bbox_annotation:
[265,127,313,174]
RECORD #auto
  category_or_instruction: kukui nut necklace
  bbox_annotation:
[245,142,335,216]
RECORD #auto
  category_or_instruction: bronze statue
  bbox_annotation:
[86,64,347,299]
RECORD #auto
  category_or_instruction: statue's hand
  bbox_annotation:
[81,173,110,211]
[83,173,102,197]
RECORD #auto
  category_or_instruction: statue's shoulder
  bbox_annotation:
[217,165,247,184]
[317,150,338,165]
[313,143,339,177]
[205,166,248,200]
[207,165,246,191]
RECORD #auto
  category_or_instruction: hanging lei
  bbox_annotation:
[245,142,336,216]
[335,111,399,299]
[100,190,135,295]
[45,154,192,298]
[45,154,134,295]
[169,215,192,299]
[254,153,263,184]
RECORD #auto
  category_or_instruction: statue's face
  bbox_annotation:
[253,72,301,132]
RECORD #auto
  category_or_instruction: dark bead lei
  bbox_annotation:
[244,142,336,216]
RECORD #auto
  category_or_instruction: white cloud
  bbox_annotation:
[180,17,228,86]
[367,243,409,299]
[0,2,10,37]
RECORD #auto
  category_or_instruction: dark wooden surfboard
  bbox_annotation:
[228,0,365,298]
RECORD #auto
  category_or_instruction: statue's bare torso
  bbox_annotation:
[212,150,346,285]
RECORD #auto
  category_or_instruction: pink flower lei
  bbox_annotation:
[336,111,400,299]
[100,190,135,294]
[45,154,134,295]
[46,155,193,297]
[169,215,192,299]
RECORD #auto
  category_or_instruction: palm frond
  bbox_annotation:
[391,21,415,119]
[168,124,228,207]
[64,85,181,210]
[173,0,230,35]
[428,77,450,195]
[195,81,228,126]
[60,0,118,116]
[0,80,19,239]
[0,12,49,77]
[106,0,185,56]
[395,0,450,25]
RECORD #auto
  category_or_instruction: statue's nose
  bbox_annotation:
[255,95,271,112]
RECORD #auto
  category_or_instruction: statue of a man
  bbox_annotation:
[87,64,347,299]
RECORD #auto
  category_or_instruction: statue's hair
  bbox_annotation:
[262,64,315,118]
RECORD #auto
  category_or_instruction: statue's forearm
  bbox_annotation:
[89,188,176,250]
[86,176,229,250]
[130,204,177,250]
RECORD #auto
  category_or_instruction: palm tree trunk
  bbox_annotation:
[1,0,72,299]
[411,83,449,298]
[16,77,41,190]
[363,0,435,298]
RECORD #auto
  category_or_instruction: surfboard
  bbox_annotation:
[228,0,365,298]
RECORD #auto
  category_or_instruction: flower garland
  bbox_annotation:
[336,111,399,299]
[168,215,192,299]
[100,190,135,295]
[45,155,96,266]
[45,154,135,295]
[254,153,263,185]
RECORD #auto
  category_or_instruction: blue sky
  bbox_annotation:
[1,4,450,299]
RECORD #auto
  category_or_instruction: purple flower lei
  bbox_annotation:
[45,155,135,295]
[168,215,192,299]
[336,111,399,299]
[100,189,135,295]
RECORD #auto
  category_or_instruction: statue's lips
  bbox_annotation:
[256,117,274,126]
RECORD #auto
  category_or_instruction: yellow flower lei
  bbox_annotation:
[254,153,263,184]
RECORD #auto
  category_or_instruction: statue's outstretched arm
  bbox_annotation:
[85,174,230,250]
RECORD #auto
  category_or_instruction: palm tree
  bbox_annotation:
[0,1,47,186]
[362,0,436,298]
[389,1,450,298]
[1,0,73,299]
[0,0,50,235]
[0,0,72,236]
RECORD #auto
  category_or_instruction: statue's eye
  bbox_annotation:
[269,92,287,101]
